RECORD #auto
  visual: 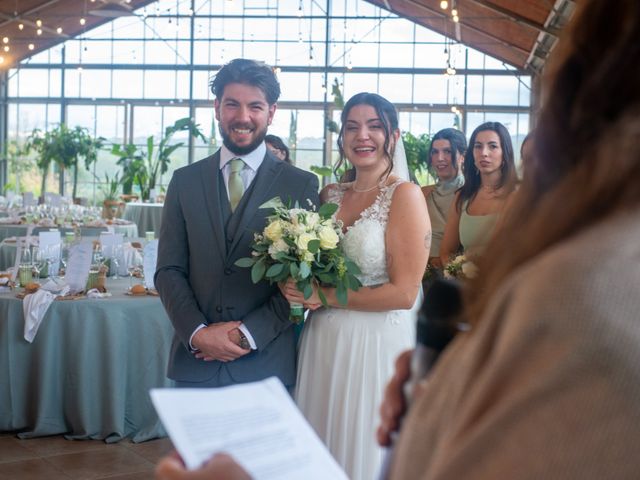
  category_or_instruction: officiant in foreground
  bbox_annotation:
[154,58,319,388]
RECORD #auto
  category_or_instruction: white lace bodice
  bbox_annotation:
[326,179,405,287]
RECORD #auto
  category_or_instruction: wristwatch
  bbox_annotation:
[237,330,251,350]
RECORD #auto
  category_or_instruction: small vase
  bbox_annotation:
[289,302,304,324]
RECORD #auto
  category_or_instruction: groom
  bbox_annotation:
[155,59,319,388]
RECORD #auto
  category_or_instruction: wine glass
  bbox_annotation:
[111,244,123,280]
[31,246,48,283]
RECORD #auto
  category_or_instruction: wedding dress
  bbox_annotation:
[295,178,420,480]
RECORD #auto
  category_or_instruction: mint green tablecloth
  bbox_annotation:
[0,278,174,443]
[123,203,164,238]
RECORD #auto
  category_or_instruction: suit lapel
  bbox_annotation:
[200,152,227,259]
[227,154,282,260]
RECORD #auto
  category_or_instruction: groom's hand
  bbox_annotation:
[192,321,249,362]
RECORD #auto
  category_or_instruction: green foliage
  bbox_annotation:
[110,117,206,200]
[288,111,297,163]
[402,131,432,181]
[25,124,105,199]
[3,141,34,193]
[99,171,122,201]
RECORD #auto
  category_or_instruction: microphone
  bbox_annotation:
[378,278,464,480]
[404,278,463,400]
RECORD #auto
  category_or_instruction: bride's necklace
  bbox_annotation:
[351,182,382,193]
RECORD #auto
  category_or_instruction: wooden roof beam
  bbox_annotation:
[467,0,560,37]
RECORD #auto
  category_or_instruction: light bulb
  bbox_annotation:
[452,9,458,16]
[80,18,86,25]
[440,1,448,9]
[0,56,4,64]
[453,15,459,23]
[37,29,42,35]
[28,43,34,50]
[3,46,8,52]
[36,19,42,27]
[18,23,24,30]
[57,27,63,34]
[2,37,8,43]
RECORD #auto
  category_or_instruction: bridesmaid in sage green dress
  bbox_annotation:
[440,122,517,265]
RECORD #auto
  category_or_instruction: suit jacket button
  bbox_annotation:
[224,268,232,275]
[216,305,223,313]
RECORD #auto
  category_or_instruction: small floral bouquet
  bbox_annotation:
[443,254,479,280]
[235,197,362,323]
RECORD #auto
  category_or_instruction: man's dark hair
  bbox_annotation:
[210,59,281,105]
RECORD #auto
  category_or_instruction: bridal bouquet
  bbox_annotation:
[443,254,479,280]
[235,197,362,323]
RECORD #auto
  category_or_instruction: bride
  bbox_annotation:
[281,92,430,480]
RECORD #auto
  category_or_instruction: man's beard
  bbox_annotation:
[219,123,268,156]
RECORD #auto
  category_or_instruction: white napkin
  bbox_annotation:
[86,289,112,299]
[22,279,71,343]
[120,243,143,276]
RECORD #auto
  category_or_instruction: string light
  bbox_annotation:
[18,23,24,30]
[440,1,448,9]
[36,19,42,27]
[28,43,34,50]
[37,28,43,35]
[3,46,9,52]
[80,18,86,25]
[2,37,8,44]
[0,56,4,64]
[452,8,458,16]
[453,14,459,22]
[57,27,63,34]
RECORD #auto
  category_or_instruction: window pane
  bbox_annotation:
[112,70,144,98]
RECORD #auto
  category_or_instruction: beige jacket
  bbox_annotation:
[391,209,640,479]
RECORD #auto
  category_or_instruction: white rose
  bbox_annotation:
[268,238,289,258]
[461,261,479,279]
[305,212,320,229]
[263,220,284,242]
[288,208,306,225]
[317,226,339,249]
[296,232,316,254]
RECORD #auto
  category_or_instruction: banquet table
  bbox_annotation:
[123,203,164,238]
[0,222,138,243]
[0,278,175,443]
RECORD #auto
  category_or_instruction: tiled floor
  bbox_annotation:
[0,433,173,479]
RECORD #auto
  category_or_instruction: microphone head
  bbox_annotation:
[417,279,463,350]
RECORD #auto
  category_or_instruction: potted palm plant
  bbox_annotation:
[110,117,206,201]
[100,172,124,219]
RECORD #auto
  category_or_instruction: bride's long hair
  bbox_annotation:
[465,0,640,325]
[335,92,398,182]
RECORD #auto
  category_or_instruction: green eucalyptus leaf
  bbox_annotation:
[290,262,299,279]
[251,260,266,284]
[265,263,285,278]
[307,239,320,254]
[318,288,328,307]
[318,202,338,218]
[303,282,313,300]
[299,261,311,279]
[336,283,348,306]
[234,257,255,268]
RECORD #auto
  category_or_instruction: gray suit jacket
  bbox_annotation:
[155,150,319,386]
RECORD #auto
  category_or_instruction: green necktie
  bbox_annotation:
[228,158,245,212]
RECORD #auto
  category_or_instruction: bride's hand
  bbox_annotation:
[279,279,323,310]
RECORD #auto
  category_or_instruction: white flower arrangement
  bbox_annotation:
[443,254,479,280]
[235,197,362,323]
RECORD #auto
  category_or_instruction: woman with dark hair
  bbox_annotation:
[264,134,291,164]
[377,1,640,478]
[439,121,517,264]
[421,128,466,268]
[280,92,429,480]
